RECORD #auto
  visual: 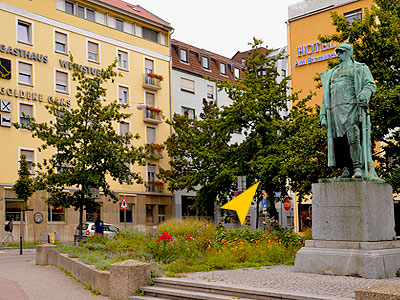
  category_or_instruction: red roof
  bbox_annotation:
[96,0,171,28]
[171,39,245,83]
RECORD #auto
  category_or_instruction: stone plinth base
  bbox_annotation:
[355,283,400,300]
[295,240,400,279]
[312,181,396,241]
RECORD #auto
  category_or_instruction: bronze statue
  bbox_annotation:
[320,42,380,180]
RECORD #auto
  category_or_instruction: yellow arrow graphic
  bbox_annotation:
[221,182,260,225]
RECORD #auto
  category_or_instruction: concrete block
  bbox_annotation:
[35,244,58,265]
[295,244,400,278]
[312,181,396,241]
[355,283,400,300]
[110,259,151,300]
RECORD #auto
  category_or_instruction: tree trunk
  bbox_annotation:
[267,191,279,221]
[79,204,83,242]
[255,199,260,229]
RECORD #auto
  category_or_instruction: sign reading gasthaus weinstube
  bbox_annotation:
[295,41,337,67]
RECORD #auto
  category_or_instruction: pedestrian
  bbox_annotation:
[1,218,14,245]
[94,216,104,236]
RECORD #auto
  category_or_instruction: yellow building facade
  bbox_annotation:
[0,0,173,242]
[287,0,373,232]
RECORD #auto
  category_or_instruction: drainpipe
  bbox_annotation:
[168,28,175,217]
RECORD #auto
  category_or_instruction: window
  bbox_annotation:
[180,77,195,93]
[146,127,156,144]
[118,50,128,70]
[18,20,31,44]
[86,203,101,222]
[65,1,74,14]
[119,122,129,137]
[182,106,195,119]
[20,149,34,174]
[120,203,133,223]
[145,92,155,107]
[207,85,214,99]
[55,71,68,93]
[18,62,33,86]
[55,32,67,54]
[146,204,155,223]
[48,205,65,222]
[86,8,95,21]
[88,41,99,62]
[119,86,129,105]
[344,9,362,23]
[220,63,227,75]
[20,103,33,126]
[147,164,156,193]
[77,5,85,18]
[202,56,209,69]
[180,49,188,62]
[145,58,154,74]
[158,205,166,223]
[281,69,286,77]
[234,68,240,79]
[5,200,24,221]
[116,19,124,31]
[142,27,158,43]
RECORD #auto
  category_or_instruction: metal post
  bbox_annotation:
[124,209,126,228]
[20,210,23,255]
[50,205,53,233]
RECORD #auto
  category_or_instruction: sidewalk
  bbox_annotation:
[183,265,400,299]
[0,248,110,300]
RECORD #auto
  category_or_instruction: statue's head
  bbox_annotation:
[335,43,353,63]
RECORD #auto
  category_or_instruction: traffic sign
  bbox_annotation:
[283,199,291,211]
[262,199,267,209]
[262,191,267,200]
[120,196,129,209]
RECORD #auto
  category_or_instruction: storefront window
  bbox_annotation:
[158,205,166,223]
[48,205,65,222]
[5,200,24,221]
[146,205,154,223]
[120,203,133,223]
[86,203,101,222]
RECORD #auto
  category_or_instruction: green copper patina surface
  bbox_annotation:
[319,43,383,182]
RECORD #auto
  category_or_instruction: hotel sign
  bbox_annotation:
[295,41,337,67]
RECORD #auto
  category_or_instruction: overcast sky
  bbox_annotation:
[126,0,302,58]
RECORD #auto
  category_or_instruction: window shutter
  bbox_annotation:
[145,59,153,72]
[55,32,67,44]
[146,127,156,144]
[181,78,195,92]
[19,62,32,75]
[20,104,33,117]
[21,150,34,162]
[120,122,129,136]
[88,42,98,54]
[56,71,68,86]
[145,92,155,107]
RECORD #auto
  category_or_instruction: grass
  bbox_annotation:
[51,218,305,277]
[0,242,41,248]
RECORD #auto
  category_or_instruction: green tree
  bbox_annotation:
[15,58,146,240]
[13,154,36,242]
[319,0,400,191]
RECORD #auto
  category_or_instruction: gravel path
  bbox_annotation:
[183,265,400,299]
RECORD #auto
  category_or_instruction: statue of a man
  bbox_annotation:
[320,43,379,180]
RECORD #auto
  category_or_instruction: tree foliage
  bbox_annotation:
[14,57,146,238]
[13,154,35,205]
[319,0,400,191]
[161,39,332,220]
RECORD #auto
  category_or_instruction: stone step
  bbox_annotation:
[129,296,164,300]
[133,277,344,300]
[139,286,257,300]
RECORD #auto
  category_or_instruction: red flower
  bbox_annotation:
[157,232,173,242]
[186,236,192,240]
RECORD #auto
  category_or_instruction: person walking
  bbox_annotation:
[1,218,15,245]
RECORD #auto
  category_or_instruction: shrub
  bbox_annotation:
[157,218,216,250]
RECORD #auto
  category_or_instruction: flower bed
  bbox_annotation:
[50,218,305,277]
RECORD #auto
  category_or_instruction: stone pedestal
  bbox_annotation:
[295,181,400,279]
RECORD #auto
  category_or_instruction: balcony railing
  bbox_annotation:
[144,106,162,123]
[146,180,164,193]
[145,143,165,160]
[143,74,162,90]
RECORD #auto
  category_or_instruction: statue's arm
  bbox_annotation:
[320,71,330,128]
[357,65,377,107]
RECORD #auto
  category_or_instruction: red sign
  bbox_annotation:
[283,199,291,211]
[262,192,267,200]
[120,196,129,209]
